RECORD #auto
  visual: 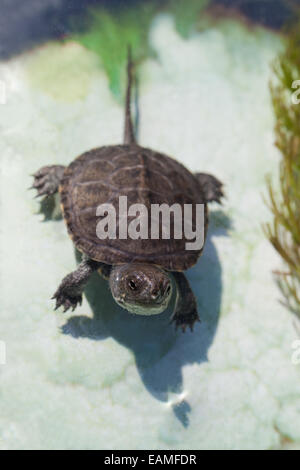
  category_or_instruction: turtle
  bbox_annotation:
[31,50,224,332]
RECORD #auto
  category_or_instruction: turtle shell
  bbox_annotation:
[60,144,207,271]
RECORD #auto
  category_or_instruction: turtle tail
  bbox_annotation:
[123,46,136,145]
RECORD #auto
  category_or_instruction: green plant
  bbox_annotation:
[265,19,300,316]
[70,0,209,99]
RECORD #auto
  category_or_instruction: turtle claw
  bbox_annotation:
[51,259,97,314]
[170,309,200,333]
[52,289,82,313]
[31,165,65,199]
[52,276,82,313]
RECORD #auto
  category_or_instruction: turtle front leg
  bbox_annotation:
[52,257,102,312]
[195,172,224,204]
[31,165,65,198]
[170,272,200,332]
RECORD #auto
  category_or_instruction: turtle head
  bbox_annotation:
[109,264,172,316]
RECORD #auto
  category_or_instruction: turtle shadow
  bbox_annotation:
[61,209,231,427]
[35,193,63,222]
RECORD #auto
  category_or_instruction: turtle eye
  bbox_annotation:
[128,279,137,291]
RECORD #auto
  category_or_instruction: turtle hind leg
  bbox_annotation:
[195,172,224,204]
[170,272,200,333]
[31,165,65,198]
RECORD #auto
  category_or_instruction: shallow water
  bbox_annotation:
[1,11,300,450]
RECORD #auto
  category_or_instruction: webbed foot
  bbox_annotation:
[195,172,224,204]
[52,291,82,313]
[31,165,65,198]
[171,271,200,333]
[52,258,102,312]
[170,308,200,332]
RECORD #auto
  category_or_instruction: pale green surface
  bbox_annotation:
[1,15,300,450]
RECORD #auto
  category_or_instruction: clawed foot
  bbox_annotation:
[170,309,200,332]
[195,173,224,204]
[52,274,83,313]
[30,165,65,198]
[51,259,98,313]
[52,288,82,313]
